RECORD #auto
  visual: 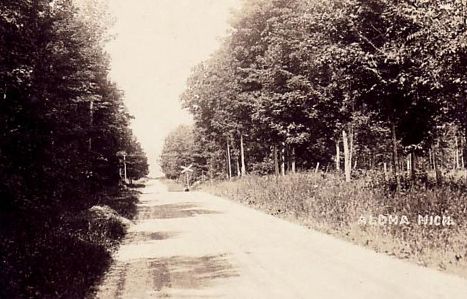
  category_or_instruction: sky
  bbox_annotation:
[105,0,240,176]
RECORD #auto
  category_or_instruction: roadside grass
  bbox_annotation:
[0,187,141,298]
[201,172,467,279]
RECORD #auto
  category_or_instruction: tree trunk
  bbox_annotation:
[273,145,279,177]
[410,151,416,179]
[432,145,440,184]
[406,154,411,175]
[209,163,213,183]
[464,131,467,183]
[391,121,400,189]
[383,162,388,181]
[461,136,465,169]
[291,147,296,173]
[280,143,286,176]
[455,135,460,169]
[342,130,351,182]
[226,138,232,180]
[335,139,340,171]
[428,148,434,169]
[349,126,354,170]
[123,155,127,183]
[88,100,94,151]
[236,157,241,177]
[240,134,246,176]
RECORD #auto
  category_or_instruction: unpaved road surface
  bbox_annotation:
[95,180,467,298]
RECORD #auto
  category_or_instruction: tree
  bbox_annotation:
[0,1,148,295]
[160,125,195,179]
[178,0,467,185]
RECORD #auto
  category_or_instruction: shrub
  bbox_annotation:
[0,187,140,298]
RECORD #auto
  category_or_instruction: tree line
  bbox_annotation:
[0,0,148,296]
[161,0,467,185]
[1,0,148,216]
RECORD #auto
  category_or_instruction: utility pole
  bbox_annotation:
[117,151,128,183]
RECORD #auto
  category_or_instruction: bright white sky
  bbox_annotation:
[105,0,240,176]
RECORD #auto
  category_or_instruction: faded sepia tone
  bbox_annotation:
[1,0,467,298]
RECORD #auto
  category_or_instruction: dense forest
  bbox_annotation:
[0,0,148,297]
[161,0,466,187]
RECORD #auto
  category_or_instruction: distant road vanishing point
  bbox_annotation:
[95,179,467,299]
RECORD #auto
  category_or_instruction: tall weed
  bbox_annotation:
[203,172,467,278]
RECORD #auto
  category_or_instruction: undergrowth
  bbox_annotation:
[202,172,467,278]
[0,187,141,298]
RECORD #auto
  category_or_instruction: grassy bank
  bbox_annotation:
[0,187,141,299]
[202,172,467,278]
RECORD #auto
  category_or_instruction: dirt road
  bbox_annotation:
[95,180,467,298]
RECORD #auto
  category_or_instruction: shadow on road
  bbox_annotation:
[149,254,238,291]
[138,203,221,220]
[123,231,180,244]
[105,254,237,298]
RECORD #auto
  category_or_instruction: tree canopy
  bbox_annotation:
[172,0,467,181]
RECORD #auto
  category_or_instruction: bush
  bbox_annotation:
[0,187,140,298]
[99,188,140,220]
